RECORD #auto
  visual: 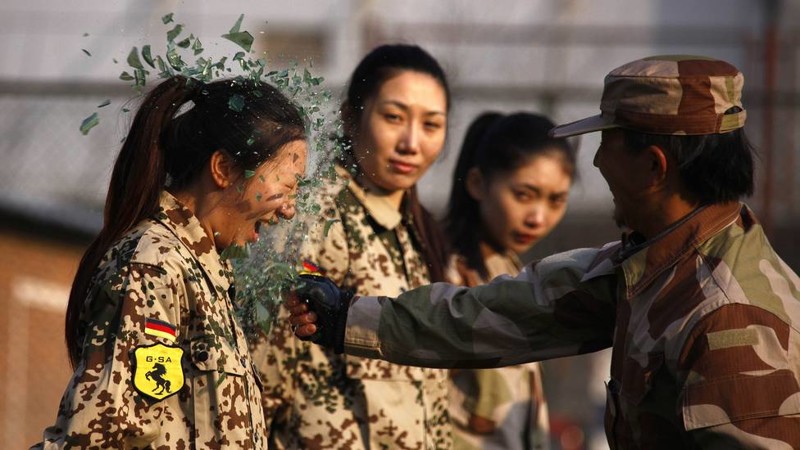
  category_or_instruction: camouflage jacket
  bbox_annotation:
[252,166,451,449]
[447,247,549,450]
[33,192,267,449]
[344,202,800,449]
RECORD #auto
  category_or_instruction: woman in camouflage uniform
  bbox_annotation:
[253,44,452,449]
[444,113,576,450]
[33,76,307,449]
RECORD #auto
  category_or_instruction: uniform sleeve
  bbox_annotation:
[679,303,800,448]
[35,262,182,449]
[345,247,617,368]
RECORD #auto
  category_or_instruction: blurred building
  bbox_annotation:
[1,0,798,448]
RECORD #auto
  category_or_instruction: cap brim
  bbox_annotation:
[549,114,618,138]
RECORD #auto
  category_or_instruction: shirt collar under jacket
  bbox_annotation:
[335,165,403,230]
[153,190,234,297]
[616,201,744,299]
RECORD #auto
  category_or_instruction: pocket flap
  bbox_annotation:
[190,335,246,376]
[683,370,800,430]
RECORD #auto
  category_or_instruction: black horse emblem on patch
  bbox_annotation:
[145,363,171,395]
[133,343,184,401]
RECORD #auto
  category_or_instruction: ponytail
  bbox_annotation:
[65,76,200,368]
[444,112,502,278]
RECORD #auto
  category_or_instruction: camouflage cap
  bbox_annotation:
[550,55,747,137]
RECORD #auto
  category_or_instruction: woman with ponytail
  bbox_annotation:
[252,44,452,449]
[33,76,306,449]
[445,112,576,450]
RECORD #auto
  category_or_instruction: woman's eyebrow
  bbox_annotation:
[379,99,445,116]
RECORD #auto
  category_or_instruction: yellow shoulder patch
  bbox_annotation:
[133,343,185,401]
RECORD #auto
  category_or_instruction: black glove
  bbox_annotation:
[295,273,352,354]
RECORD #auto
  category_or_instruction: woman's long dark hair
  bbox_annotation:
[445,112,576,279]
[65,76,305,368]
[341,44,451,282]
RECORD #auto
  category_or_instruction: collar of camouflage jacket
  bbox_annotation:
[617,201,746,299]
[335,165,403,230]
[154,191,234,296]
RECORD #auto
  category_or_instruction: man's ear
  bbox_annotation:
[465,167,486,201]
[643,144,669,186]
[208,150,236,189]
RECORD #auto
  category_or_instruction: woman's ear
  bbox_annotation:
[465,167,486,201]
[208,150,236,189]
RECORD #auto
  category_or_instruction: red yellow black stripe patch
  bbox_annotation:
[299,260,325,276]
[145,318,177,342]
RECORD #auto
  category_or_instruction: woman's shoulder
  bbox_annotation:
[446,252,481,287]
[312,165,351,198]
[103,219,188,272]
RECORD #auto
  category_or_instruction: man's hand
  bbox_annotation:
[286,274,351,354]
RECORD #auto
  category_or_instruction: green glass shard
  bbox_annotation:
[192,38,203,55]
[80,113,99,135]
[167,24,183,42]
[228,94,245,112]
[229,13,245,33]
[244,169,256,179]
[166,43,185,71]
[222,31,254,52]
[98,99,111,108]
[197,57,213,81]
[82,49,91,57]
[119,71,134,81]
[162,13,174,24]
[156,56,172,78]
[133,68,147,89]
[222,15,253,52]
[142,45,155,68]
[177,37,191,48]
[127,47,143,70]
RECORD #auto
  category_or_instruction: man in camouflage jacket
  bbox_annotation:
[290,56,800,449]
[34,192,267,449]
